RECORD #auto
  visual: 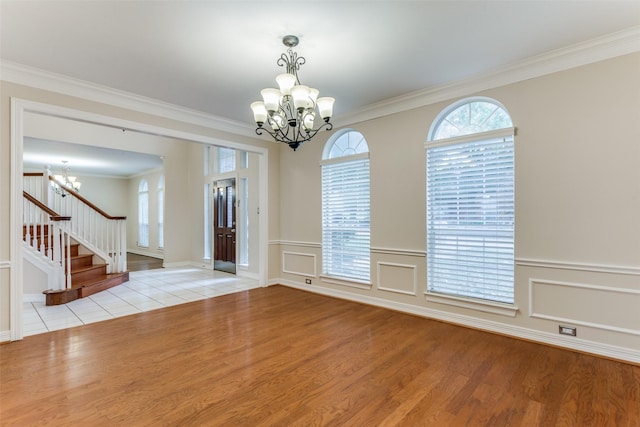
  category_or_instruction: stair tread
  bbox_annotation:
[71,264,106,273]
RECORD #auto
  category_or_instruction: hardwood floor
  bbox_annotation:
[1,285,638,426]
[126,252,164,272]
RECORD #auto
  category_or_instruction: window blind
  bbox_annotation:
[322,157,371,281]
[426,135,514,303]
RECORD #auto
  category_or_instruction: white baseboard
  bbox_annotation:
[127,248,164,260]
[272,278,640,364]
[162,261,194,268]
[0,330,11,343]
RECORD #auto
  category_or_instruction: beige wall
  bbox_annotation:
[275,53,640,359]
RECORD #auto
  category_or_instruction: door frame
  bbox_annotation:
[213,177,237,274]
[9,98,269,341]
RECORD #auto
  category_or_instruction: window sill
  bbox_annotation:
[425,292,519,317]
[319,275,372,290]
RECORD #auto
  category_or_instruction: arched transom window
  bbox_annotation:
[426,98,515,304]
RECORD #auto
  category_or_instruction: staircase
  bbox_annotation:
[23,224,129,305]
[23,171,129,306]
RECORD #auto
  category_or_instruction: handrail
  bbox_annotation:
[24,172,127,274]
[24,172,45,177]
[23,191,72,291]
[23,191,71,221]
[49,176,126,220]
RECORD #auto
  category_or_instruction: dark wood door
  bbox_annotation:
[214,179,236,274]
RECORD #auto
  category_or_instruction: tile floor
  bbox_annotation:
[23,267,260,336]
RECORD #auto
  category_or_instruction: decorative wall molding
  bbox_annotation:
[270,240,322,249]
[425,292,519,318]
[320,275,372,291]
[0,260,11,269]
[274,278,640,364]
[371,247,426,257]
[529,278,640,337]
[516,258,640,276]
[282,251,317,278]
[376,261,417,296]
[1,61,257,138]
[335,26,640,127]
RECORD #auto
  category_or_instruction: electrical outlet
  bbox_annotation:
[559,325,577,336]
[305,278,312,285]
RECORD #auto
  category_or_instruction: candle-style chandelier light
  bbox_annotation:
[250,35,335,151]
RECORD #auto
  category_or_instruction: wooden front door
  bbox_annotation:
[214,179,236,274]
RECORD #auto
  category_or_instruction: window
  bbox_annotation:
[216,147,236,174]
[321,130,370,282]
[138,179,149,247]
[157,175,164,249]
[426,98,515,304]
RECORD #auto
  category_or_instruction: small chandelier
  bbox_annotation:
[51,161,81,196]
[251,35,335,151]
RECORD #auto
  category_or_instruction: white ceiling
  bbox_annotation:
[23,137,164,178]
[2,1,639,175]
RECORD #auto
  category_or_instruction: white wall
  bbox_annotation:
[274,53,640,362]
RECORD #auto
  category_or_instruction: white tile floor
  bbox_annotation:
[23,267,260,337]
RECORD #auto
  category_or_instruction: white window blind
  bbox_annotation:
[426,134,514,303]
[322,156,371,281]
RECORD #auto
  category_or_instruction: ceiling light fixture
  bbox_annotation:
[50,161,81,196]
[251,35,335,151]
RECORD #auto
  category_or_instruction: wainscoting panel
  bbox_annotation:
[282,251,317,278]
[529,278,640,336]
[377,261,417,296]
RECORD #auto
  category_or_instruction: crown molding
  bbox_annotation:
[335,26,640,127]
[0,61,258,138]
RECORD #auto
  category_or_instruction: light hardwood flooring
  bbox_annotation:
[2,285,639,426]
[23,266,259,336]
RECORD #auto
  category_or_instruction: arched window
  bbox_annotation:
[321,130,370,281]
[426,98,515,304]
[157,175,164,249]
[138,179,149,247]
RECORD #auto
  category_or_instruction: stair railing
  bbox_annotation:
[48,175,127,274]
[23,191,72,290]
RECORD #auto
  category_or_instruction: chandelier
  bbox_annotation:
[50,161,81,196]
[251,35,335,151]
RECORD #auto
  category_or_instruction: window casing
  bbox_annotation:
[426,98,515,304]
[321,130,370,282]
[138,179,149,247]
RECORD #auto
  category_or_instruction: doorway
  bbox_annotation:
[214,178,236,274]
[10,99,269,341]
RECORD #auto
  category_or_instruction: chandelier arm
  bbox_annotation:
[252,35,333,150]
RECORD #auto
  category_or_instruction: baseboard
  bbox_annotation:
[162,261,195,268]
[127,249,164,260]
[0,330,11,343]
[273,278,640,365]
